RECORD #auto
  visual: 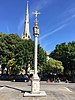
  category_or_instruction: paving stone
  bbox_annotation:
[0,81,75,100]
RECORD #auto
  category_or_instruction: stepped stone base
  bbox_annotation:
[23,91,46,97]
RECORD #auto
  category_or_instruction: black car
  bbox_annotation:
[12,74,29,82]
[71,75,75,83]
[0,75,10,81]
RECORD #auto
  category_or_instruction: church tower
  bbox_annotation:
[22,1,30,40]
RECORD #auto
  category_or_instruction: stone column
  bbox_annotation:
[31,11,40,93]
[24,10,46,96]
[34,35,38,77]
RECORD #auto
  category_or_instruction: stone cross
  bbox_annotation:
[32,11,40,18]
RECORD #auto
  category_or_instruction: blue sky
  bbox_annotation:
[0,0,75,53]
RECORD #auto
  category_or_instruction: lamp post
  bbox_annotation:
[31,11,40,93]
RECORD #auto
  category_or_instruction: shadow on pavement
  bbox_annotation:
[5,85,31,93]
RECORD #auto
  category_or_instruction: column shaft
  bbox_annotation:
[34,35,38,77]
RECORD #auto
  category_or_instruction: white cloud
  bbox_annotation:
[6,25,10,33]
[40,24,66,40]
[18,1,52,33]
[43,42,51,49]
[64,7,75,16]
[61,13,75,26]
[42,40,55,49]
[71,14,75,18]
[18,16,25,32]
[61,5,75,20]
[40,7,75,41]
[30,0,52,19]
[39,2,75,52]
[35,0,52,11]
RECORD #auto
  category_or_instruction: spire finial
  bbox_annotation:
[27,0,29,5]
[27,0,29,3]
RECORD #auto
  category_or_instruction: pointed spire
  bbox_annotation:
[22,1,30,40]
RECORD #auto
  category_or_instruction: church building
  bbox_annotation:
[22,1,31,40]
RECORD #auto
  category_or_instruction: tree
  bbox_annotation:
[38,45,47,72]
[0,32,47,75]
[7,58,21,75]
[43,58,64,75]
[0,33,22,74]
[50,42,75,76]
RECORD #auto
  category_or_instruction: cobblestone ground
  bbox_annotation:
[0,81,75,100]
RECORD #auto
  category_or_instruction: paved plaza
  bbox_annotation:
[0,81,75,100]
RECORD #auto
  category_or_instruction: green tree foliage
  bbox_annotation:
[50,42,75,76]
[0,32,46,75]
[38,45,47,72]
[0,33,21,74]
[43,58,64,75]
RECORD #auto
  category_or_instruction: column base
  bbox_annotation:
[31,75,40,93]
[23,75,46,97]
[23,91,46,97]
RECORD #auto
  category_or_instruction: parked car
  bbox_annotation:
[12,74,29,82]
[71,75,75,83]
[0,74,10,81]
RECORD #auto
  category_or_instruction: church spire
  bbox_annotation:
[22,1,30,40]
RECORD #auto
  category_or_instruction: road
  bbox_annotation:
[0,81,75,100]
